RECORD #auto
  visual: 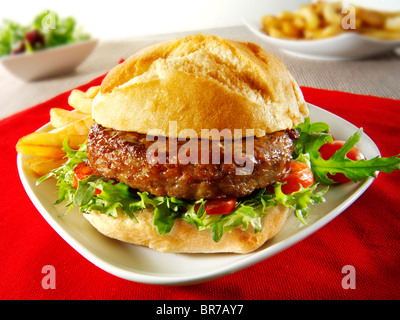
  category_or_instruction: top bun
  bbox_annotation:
[92,34,308,139]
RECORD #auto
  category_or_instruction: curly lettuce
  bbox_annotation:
[37,118,400,242]
[37,139,327,242]
[0,10,91,57]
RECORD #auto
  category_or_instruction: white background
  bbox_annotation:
[1,0,399,40]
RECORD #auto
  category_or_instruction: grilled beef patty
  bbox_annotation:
[87,123,297,200]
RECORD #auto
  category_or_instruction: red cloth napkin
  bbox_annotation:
[1,76,399,300]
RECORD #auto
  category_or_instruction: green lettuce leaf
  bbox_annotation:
[38,139,326,242]
[294,118,400,184]
[0,10,91,57]
[36,117,400,243]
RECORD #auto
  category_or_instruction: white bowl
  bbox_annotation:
[17,103,379,285]
[242,12,400,60]
[0,39,98,81]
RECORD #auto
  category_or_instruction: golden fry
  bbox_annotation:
[49,116,93,136]
[68,90,92,114]
[68,86,100,114]
[261,15,280,31]
[18,132,87,149]
[293,16,306,29]
[85,86,100,99]
[268,27,286,39]
[50,108,87,128]
[282,21,302,38]
[385,15,400,31]
[16,85,100,177]
[278,11,296,21]
[322,2,342,26]
[25,157,66,176]
[360,9,385,28]
[297,5,320,30]
[16,143,65,158]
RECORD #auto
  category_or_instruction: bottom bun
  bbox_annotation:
[83,205,289,253]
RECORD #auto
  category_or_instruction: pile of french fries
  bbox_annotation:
[261,1,400,40]
[16,86,100,176]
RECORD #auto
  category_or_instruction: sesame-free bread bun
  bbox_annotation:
[83,204,289,253]
[92,34,308,139]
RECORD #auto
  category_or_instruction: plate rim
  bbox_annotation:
[17,103,378,285]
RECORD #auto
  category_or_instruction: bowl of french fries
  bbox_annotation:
[242,0,400,59]
[16,86,99,176]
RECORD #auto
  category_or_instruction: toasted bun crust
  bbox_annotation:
[92,34,308,139]
[83,205,289,253]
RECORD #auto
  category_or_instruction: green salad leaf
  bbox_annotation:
[31,11,90,47]
[0,10,91,57]
[36,118,400,242]
[294,118,400,184]
[37,139,327,242]
[0,20,28,56]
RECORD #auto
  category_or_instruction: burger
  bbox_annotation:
[37,34,400,254]
[30,34,400,254]
[71,34,311,253]
[39,34,327,253]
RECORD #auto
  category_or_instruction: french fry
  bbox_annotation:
[85,86,100,99]
[322,2,342,26]
[17,114,91,160]
[359,8,385,28]
[68,86,100,114]
[16,85,99,175]
[68,89,92,114]
[303,29,316,40]
[268,27,286,39]
[49,116,93,136]
[261,15,279,29]
[293,16,306,29]
[18,132,87,149]
[50,108,87,128]
[278,11,296,21]
[16,142,65,158]
[310,25,342,39]
[297,5,320,30]
[385,15,400,31]
[281,20,302,38]
[25,157,66,176]
[312,1,326,16]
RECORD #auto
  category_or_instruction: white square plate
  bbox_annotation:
[17,103,379,285]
